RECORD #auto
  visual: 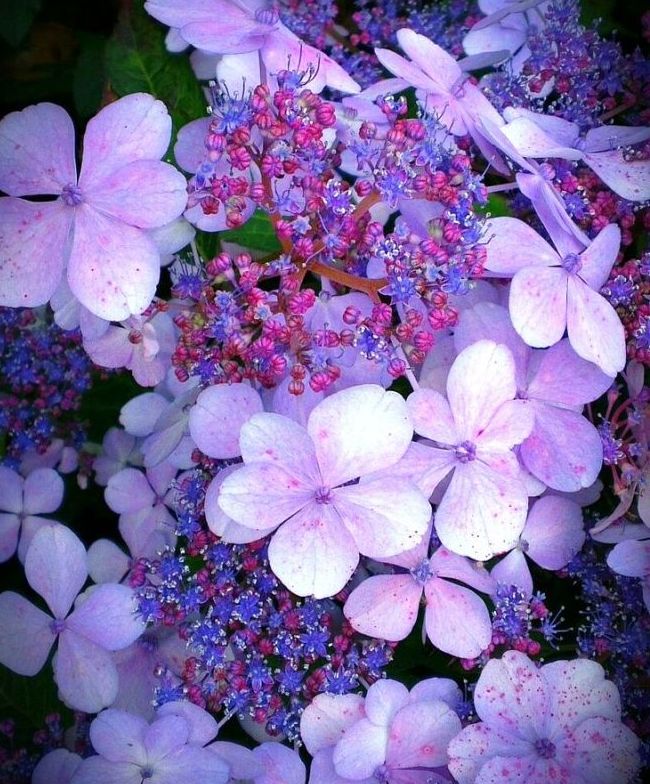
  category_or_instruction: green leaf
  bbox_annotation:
[105,0,207,136]
[480,193,512,218]
[219,210,282,254]
[77,371,141,443]
[73,33,107,119]
[0,0,41,48]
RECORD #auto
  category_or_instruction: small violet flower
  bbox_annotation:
[69,702,229,784]
[344,522,495,658]
[0,465,64,562]
[301,678,462,783]
[0,525,144,712]
[484,218,625,376]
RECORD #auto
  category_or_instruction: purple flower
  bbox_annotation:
[144,0,360,94]
[301,679,462,783]
[215,384,431,597]
[607,539,650,611]
[0,466,63,562]
[405,340,534,561]
[371,28,509,174]
[344,523,495,658]
[484,218,625,376]
[0,525,144,712]
[69,703,229,784]
[491,495,586,595]
[502,107,650,201]
[448,650,641,783]
[454,302,612,490]
[0,95,188,320]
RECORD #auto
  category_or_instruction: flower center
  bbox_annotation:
[534,738,557,759]
[454,440,476,463]
[61,183,83,207]
[410,558,434,585]
[373,765,390,782]
[561,253,582,275]
[49,618,66,635]
[314,486,333,504]
[517,538,530,553]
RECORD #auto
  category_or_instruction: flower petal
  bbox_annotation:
[54,630,119,712]
[490,549,533,595]
[83,159,188,230]
[334,479,431,558]
[484,218,558,276]
[190,384,264,460]
[67,584,144,650]
[541,658,621,729]
[509,266,568,348]
[446,340,518,442]
[526,339,611,407]
[23,468,64,514]
[0,592,54,675]
[0,198,71,308]
[566,276,625,376]
[79,93,172,186]
[407,388,457,444]
[569,717,640,782]
[217,462,313,530]
[576,223,620,291]
[238,411,321,486]
[0,514,20,562]
[66,205,161,321]
[521,402,602,491]
[25,524,87,618]
[344,574,422,641]
[475,651,551,741]
[0,103,76,196]
[424,578,492,658]
[583,149,650,202]
[386,700,461,769]
[89,709,148,763]
[523,495,585,570]
[332,718,388,779]
[267,502,359,598]
[435,462,528,561]
[308,385,413,486]
[300,693,366,755]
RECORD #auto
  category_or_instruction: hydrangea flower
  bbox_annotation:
[491,495,585,595]
[144,0,360,94]
[448,650,641,783]
[405,340,534,561]
[69,703,229,784]
[454,302,612,491]
[344,524,495,658]
[484,218,625,375]
[301,678,462,783]
[216,384,431,597]
[0,466,64,562]
[371,28,508,173]
[501,107,650,201]
[0,95,188,320]
[0,525,144,712]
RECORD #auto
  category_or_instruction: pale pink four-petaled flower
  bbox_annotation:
[403,340,534,561]
[0,94,188,320]
[215,384,431,598]
[302,678,462,783]
[344,522,495,658]
[448,650,641,783]
[484,219,625,376]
